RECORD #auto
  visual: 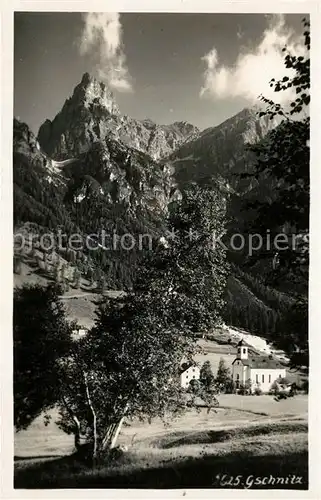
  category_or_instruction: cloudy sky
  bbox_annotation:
[14,12,306,134]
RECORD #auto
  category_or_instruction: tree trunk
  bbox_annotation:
[101,423,117,450]
[110,414,126,449]
[101,403,129,451]
[61,396,82,452]
[74,427,81,451]
[83,372,97,465]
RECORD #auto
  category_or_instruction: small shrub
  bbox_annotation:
[289,383,298,397]
[269,379,280,395]
[225,378,236,394]
[301,379,309,394]
[188,378,201,395]
[279,377,290,386]
[244,378,252,395]
[274,391,289,401]
[107,445,128,462]
[254,386,263,396]
[238,384,246,395]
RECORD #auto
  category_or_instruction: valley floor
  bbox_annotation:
[14,395,308,489]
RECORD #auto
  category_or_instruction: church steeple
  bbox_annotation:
[237,340,248,360]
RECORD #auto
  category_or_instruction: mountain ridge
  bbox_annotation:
[14,74,291,337]
[38,73,200,161]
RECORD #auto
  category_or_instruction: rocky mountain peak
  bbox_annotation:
[171,121,198,134]
[71,72,121,116]
[37,74,201,161]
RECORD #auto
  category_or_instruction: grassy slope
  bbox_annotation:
[13,263,307,488]
[14,395,308,489]
[14,261,125,329]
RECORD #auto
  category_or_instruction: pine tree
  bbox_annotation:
[200,361,215,390]
[73,268,81,289]
[97,275,106,294]
[53,261,61,283]
[215,358,231,391]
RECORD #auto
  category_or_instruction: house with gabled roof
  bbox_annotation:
[232,340,286,393]
[179,362,200,388]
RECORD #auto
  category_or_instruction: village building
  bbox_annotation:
[232,340,286,393]
[71,328,88,341]
[180,362,200,388]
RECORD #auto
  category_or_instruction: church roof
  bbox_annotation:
[233,356,284,369]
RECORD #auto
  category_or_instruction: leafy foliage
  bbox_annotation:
[15,185,228,460]
[237,19,309,368]
[275,296,308,370]
[14,284,74,430]
[242,19,309,287]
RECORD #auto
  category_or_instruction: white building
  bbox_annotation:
[71,328,88,341]
[232,340,286,393]
[180,362,200,388]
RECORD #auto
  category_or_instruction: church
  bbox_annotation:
[232,340,286,393]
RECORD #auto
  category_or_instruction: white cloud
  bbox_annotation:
[80,13,133,92]
[236,25,244,40]
[200,15,305,104]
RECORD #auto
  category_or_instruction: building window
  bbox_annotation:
[236,374,239,380]
[262,374,264,383]
[269,374,271,383]
[243,348,246,354]
[256,374,258,383]
[192,368,195,372]
[193,375,195,379]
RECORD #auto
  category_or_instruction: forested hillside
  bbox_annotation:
[13,36,309,349]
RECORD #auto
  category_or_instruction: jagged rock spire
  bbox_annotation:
[37,72,199,161]
[72,72,121,115]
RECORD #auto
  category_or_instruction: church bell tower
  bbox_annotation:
[237,340,248,360]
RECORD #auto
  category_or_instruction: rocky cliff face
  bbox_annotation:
[14,118,42,157]
[166,107,280,192]
[15,116,180,218]
[14,85,286,304]
[38,73,199,161]
[14,115,182,288]
[19,95,280,220]
[63,137,181,213]
[13,118,67,188]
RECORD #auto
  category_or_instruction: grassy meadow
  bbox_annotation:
[14,394,308,489]
[13,278,308,489]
